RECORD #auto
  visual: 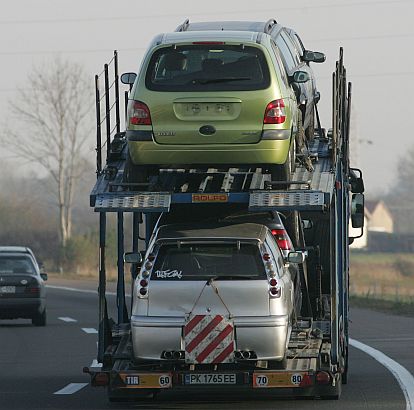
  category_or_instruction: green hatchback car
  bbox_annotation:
[121,23,309,182]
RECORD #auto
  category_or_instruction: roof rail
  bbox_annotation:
[264,19,277,34]
[176,18,190,32]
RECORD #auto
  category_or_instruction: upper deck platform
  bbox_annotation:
[90,134,336,213]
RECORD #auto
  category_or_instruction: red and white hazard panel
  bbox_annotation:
[184,315,235,364]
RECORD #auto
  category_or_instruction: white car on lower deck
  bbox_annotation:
[129,222,304,367]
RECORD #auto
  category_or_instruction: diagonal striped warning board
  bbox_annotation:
[184,315,235,364]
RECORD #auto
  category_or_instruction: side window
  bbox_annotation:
[265,234,284,271]
[293,33,306,54]
[280,31,301,65]
[274,34,297,72]
[270,41,289,87]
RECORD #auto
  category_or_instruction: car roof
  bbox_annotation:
[156,222,268,242]
[185,21,275,33]
[221,211,284,225]
[160,30,261,46]
[0,246,33,254]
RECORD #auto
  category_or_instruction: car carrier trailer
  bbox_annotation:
[84,48,365,401]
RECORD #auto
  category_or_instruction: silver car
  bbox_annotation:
[129,223,304,367]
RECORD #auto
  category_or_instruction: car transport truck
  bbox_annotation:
[83,45,365,401]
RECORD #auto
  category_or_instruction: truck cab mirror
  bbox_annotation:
[124,252,143,264]
[351,193,364,228]
[120,72,137,85]
[287,251,306,264]
[290,71,309,84]
[301,219,313,230]
[349,168,364,193]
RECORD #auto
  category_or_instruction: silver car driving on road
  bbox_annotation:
[128,222,304,367]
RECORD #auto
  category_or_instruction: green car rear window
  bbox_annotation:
[151,242,266,280]
[145,45,270,91]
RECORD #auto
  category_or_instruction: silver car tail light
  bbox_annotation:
[268,277,281,298]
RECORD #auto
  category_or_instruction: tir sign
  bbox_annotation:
[192,194,228,203]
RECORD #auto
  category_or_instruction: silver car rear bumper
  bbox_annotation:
[131,315,289,361]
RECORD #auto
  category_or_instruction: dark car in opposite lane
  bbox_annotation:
[0,246,47,326]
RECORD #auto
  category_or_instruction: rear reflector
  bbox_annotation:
[316,371,331,385]
[299,374,313,387]
[94,372,109,386]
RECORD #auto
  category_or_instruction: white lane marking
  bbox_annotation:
[82,328,98,334]
[350,338,414,410]
[90,359,103,368]
[46,284,130,297]
[54,383,88,395]
[58,317,77,323]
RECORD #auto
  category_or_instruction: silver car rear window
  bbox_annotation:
[151,242,266,280]
[146,44,270,91]
[0,256,36,274]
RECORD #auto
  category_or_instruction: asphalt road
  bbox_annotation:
[0,277,412,410]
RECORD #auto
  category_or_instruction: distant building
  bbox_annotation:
[365,200,394,233]
[350,200,394,249]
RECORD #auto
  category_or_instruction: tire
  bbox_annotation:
[123,152,149,184]
[270,137,295,183]
[32,309,46,327]
[305,106,315,142]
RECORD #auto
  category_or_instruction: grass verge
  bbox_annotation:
[350,295,414,317]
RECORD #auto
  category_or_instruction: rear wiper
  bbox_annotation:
[207,275,253,283]
[191,77,251,85]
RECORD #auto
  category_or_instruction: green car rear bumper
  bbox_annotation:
[128,135,292,166]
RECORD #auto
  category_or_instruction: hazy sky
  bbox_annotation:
[1,0,412,196]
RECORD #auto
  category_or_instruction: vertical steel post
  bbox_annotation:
[104,64,111,160]
[97,212,107,363]
[124,91,129,125]
[117,212,126,324]
[114,51,121,134]
[95,75,102,176]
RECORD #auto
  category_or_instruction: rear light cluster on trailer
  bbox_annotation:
[138,254,155,297]
[128,100,152,126]
[271,229,294,252]
[263,99,286,124]
[262,252,281,298]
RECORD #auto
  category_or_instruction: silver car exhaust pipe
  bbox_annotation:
[234,351,243,359]
[163,351,173,359]
[173,350,183,360]
[241,350,251,359]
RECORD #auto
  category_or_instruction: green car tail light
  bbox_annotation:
[128,100,152,125]
[264,99,286,124]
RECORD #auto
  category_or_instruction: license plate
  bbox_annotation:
[185,103,231,115]
[0,286,15,294]
[184,373,236,385]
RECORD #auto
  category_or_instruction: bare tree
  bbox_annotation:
[1,58,93,248]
